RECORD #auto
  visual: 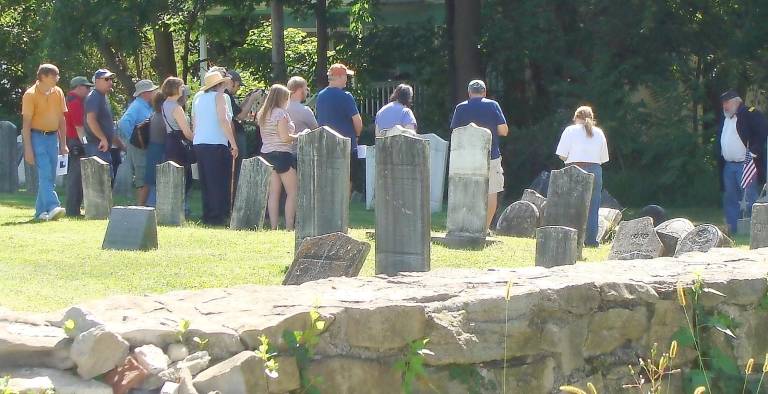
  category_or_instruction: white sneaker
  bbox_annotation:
[48,207,66,221]
[37,212,50,221]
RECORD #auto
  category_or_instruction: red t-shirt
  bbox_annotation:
[64,91,84,139]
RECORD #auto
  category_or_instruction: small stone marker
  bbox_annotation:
[230,156,272,230]
[295,127,351,249]
[156,161,185,226]
[674,224,730,257]
[655,218,695,257]
[541,165,594,258]
[535,226,578,268]
[365,145,376,210]
[422,133,449,213]
[102,206,158,251]
[0,121,18,193]
[375,133,430,275]
[521,189,546,213]
[607,217,664,260]
[750,203,768,249]
[596,208,622,243]
[283,232,370,285]
[81,156,113,219]
[495,201,539,238]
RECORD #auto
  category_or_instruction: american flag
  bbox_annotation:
[741,150,757,190]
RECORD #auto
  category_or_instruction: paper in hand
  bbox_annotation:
[56,154,68,176]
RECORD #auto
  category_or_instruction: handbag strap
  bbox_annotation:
[161,105,181,133]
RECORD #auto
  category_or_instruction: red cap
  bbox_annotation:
[328,63,355,78]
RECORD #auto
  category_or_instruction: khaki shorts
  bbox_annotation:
[126,144,147,188]
[489,157,504,194]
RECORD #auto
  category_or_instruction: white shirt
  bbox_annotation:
[192,91,232,146]
[721,115,746,162]
[556,124,609,164]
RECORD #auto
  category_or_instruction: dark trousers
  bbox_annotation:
[195,144,232,225]
[65,138,84,216]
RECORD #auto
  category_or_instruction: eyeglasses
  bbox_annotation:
[100,77,115,82]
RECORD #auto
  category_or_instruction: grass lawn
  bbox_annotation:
[0,190,739,312]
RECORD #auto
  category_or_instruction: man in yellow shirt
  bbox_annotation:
[21,63,69,221]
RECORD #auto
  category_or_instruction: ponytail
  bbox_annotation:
[573,106,596,138]
[584,117,594,137]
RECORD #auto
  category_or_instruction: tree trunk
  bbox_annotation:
[445,0,455,106]
[271,0,287,83]
[96,40,133,99]
[314,0,329,89]
[153,25,177,79]
[451,0,482,105]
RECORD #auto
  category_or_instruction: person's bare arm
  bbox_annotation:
[352,114,363,136]
[497,123,509,137]
[86,113,109,152]
[173,106,194,141]
[277,117,298,143]
[58,113,68,155]
[237,94,258,120]
[75,126,85,141]
[21,114,34,165]
[217,93,238,158]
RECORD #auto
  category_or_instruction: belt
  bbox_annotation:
[31,129,57,134]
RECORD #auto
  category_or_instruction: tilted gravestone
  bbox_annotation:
[750,203,768,249]
[535,226,578,268]
[0,121,18,193]
[674,224,732,257]
[365,145,376,210]
[375,133,430,275]
[607,217,664,260]
[156,161,185,226]
[81,156,113,219]
[541,165,594,258]
[295,127,350,249]
[230,156,272,230]
[283,232,370,285]
[422,133,449,213]
[445,123,492,245]
[596,208,622,244]
[655,218,695,257]
[495,200,539,238]
[521,189,546,213]
[528,171,550,196]
[102,206,158,251]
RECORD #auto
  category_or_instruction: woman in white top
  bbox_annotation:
[555,105,609,247]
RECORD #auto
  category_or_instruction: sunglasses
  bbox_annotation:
[100,77,115,82]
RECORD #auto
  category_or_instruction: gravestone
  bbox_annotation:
[655,218,695,257]
[607,217,664,260]
[230,156,272,230]
[737,218,751,236]
[529,171,550,196]
[757,184,768,203]
[379,125,417,138]
[24,163,37,194]
[283,232,370,285]
[495,201,539,238]
[112,154,133,197]
[596,208,622,243]
[295,127,351,249]
[81,156,113,219]
[102,206,158,251]
[375,134,430,275]
[600,190,623,210]
[445,123,492,245]
[521,189,546,213]
[541,165,594,258]
[674,224,731,257]
[156,161,185,226]
[422,133,449,213]
[365,145,376,210]
[750,203,768,249]
[640,205,667,226]
[535,226,578,268]
[0,121,18,192]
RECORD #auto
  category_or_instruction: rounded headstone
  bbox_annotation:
[674,224,729,257]
[655,218,695,257]
[495,201,539,237]
[640,205,667,226]
[520,189,546,213]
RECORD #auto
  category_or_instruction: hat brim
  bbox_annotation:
[96,72,115,79]
[200,76,231,92]
[133,85,159,97]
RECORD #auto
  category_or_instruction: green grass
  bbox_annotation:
[0,191,738,312]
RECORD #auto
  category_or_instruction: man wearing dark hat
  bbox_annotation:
[64,76,93,216]
[716,89,768,234]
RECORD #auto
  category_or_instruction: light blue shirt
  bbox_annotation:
[192,91,231,146]
[375,102,417,132]
[117,97,153,142]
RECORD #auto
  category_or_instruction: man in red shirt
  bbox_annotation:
[64,76,92,217]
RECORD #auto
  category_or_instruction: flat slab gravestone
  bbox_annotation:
[374,133,430,275]
[596,208,622,244]
[283,232,371,285]
[520,189,546,213]
[102,206,158,251]
[156,161,185,226]
[495,200,539,238]
[365,145,376,210]
[607,217,664,260]
[422,133,449,213]
[535,226,578,268]
[655,218,695,257]
[674,224,731,257]
[751,203,768,249]
[541,165,594,258]
[230,156,272,230]
[0,121,18,193]
[295,127,351,249]
[81,156,113,219]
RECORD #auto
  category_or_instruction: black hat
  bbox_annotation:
[720,89,739,102]
[227,70,242,84]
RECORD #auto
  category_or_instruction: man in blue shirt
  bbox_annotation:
[450,80,509,232]
[84,69,117,167]
[118,79,157,206]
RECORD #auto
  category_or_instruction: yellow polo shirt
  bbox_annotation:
[21,82,67,132]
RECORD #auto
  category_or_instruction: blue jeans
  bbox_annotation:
[31,131,61,218]
[723,161,760,233]
[579,163,602,246]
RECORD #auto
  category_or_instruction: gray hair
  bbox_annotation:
[468,79,486,95]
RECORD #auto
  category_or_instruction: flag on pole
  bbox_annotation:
[741,150,757,190]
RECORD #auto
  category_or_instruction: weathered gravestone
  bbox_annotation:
[422,133,449,213]
[283,232,370,285]
[541,165,594,258]
[24,163,37,194]
[375,133,430,275]
[607,217,664,260]
[750,203,768,249]
[655,218,695,257]
[596,208,622,244]
[295,127,350,249]
[444,123,492,246]
[757,184,768,203]
[112,154,133,198]
[81,156,113,220]
[640,204,667,227]
[230,156,272,230]
[156,161,185,226]
[674,224,732,257]
[0,121,18,192]
[535,226,578,268]
[365,145,376,210]
[521,189,546,213]
[529,171,550,196]
[102,206,158,251]
[737,218,751,236]
[495,201,539,238]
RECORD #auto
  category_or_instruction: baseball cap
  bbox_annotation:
[133,79,159,97]
[93,69,115,81]
[70,76,93,88]
[468,80,486,92]
[328,63,355,78]
[720,89,739,102]
[227,71,242,84]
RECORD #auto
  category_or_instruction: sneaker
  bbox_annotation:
[48,207,66,221]
[36,212,50,221]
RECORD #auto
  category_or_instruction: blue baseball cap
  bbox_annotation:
[92,69,115,82]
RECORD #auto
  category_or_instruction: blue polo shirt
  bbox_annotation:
[450,97,507,159]
[117,97,153,142]
[316,87,359,151]
[84,89,115,145]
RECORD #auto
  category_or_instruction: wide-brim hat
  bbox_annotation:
[133,79,159,97]
[200,71,231,92]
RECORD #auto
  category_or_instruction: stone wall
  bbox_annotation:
[1,248,768,393]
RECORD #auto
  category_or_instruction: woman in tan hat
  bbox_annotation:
[192,70,239,225]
